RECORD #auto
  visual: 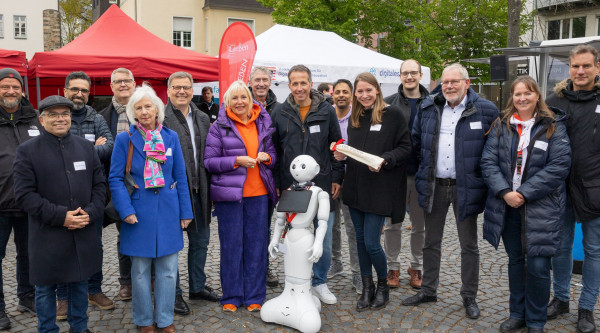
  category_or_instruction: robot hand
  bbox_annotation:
[306,241,323,263]
[268,241,280,258]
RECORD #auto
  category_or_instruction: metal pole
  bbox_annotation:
[539,53,548,99]
[36,76,41,106]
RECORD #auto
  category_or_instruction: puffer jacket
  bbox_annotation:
[204,103,277,204]
[546,77,600,222]
[481,108,571,256]
[0,98,41,215]
[413,88,498,222]
[69,105,114,164]
[271,90,344,210]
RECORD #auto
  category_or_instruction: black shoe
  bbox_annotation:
[266,268,279,287]
[370,278,390,310]
[189,285,221,302]
[68,329,93,333]
[356,276,374,312]
[528,328,544,333]
[174,295,190,315]
[17,292,36,314]
[547,297,569,320]
[500,317,526,332]
[402,292,437,306]
[463,297,480,319]
[577,308,596,333]
[0,310,10,330]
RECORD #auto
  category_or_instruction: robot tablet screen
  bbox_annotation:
[276,190,312,213]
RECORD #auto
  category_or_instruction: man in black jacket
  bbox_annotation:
[545,45,600,333]
[271,65,344,305]
[197,86,219,123]
[382,59,428,290]
[163,72,220,316]
[0,68,37,330]
[56,71,115,315]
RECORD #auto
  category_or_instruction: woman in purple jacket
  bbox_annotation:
[204,80,277,313]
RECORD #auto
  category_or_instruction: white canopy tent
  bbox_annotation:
[253,24,431,101]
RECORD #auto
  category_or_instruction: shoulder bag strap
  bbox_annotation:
[126,131,134,174]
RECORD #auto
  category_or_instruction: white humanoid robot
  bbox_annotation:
[260,155,330,333]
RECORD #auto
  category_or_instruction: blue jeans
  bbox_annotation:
[176,193,210,295]
[36,281,88,333]
[312,211,335,287]
[216,196,268,306]
[131,252,178,328]
[348,208,387,279]
[502,208,551,329]
[551,204,575,302]
[0,214,34,310]
[57,215,104,299]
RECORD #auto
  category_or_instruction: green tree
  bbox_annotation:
[60,0,92,45]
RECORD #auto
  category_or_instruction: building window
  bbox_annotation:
[0,15,4,38]
[548,17,586,40]
[227,18,255,33]
[14,15,26,39]
[173,17,192,48]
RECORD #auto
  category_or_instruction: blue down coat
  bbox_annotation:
[413,88,499,222]
[109,125,193,258]
[481,108,571,257]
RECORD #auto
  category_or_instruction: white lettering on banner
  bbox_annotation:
[238,58,248,81]
[227,43,249,54]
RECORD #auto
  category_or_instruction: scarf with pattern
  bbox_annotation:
[509,113,536,191]
[112,97,130,135]
[137,124,166,189]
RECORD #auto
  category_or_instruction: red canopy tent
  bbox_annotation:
[0,49,28,76]
[28,4,218,107]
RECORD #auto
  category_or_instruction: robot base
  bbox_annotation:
[260,279,321,333]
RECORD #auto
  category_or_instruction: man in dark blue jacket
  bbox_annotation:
[402,63,498,319]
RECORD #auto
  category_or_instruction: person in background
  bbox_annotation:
[198,87,219,123]
[318,82,334,105]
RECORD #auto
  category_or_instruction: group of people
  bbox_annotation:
[0,43,598,333]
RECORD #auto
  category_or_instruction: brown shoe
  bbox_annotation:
[407,266,422,289]
[160,324,176,333]
[386,269,400,288]
[56,300,67,320]
[88,292,115,310]
[119,284,132,301]
[140,325,156,333]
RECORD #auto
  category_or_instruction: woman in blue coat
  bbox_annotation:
[109,84,193,333]
[481,76,571,333]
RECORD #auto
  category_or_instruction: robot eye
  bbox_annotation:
[301,164,306,169]
[292,164,296,169]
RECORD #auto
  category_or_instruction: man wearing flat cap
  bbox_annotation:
[0,68,38,330]
[12,95,105,333]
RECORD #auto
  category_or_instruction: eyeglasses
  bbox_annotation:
[0,85,22,91]
[171,85,192,92]
[112,79,134,85]
[400,71,420,78]
[67,87,90,94]
[43,111,71,119]
[441,79,466,87]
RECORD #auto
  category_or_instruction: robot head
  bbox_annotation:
[290,155,320,183]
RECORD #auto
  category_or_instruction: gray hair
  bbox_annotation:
[126,83,165,125]
[250,66,271,81]
[223,80,253,113]
[111,68,135,82]
[167,71,193,88]
[442,63,469,80]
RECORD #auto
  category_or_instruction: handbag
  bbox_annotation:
[103,133,139,227]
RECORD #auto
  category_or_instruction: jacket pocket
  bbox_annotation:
[582,178,600,211]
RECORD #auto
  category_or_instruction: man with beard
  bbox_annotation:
[56,71,114,318]
[0,68,38,330]
[402,63,498,320]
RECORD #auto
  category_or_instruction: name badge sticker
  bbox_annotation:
[166,148,173,156]
[84,134,95,142]
[370,124,382,131]
[211,115,217,119]
[595,105,600,113]
[309,125,320,133]
[278,242,287,254]
[470,121,483,130]
[73,161,86,171]
[28,129,40,136]
[534,140,548,151]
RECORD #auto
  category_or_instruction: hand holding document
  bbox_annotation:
[330,140,384,170]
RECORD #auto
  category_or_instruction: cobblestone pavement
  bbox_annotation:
[2,211,597,332]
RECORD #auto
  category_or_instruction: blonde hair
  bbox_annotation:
[350,72,386,128]
[223,80,253,114]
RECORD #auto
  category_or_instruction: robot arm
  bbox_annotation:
[268,210,286,258]
[307,190,330,263]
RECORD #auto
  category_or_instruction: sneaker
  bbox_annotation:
[17,292,36,314]
[352,274,363,295]
[88,292,115,310]
[327,260,344,279]
[247,304,261,312]
[266,268,279,287]
[56,300,68,321]
[222,304,237,312]
[0,310,10,330]
[312,284,337,305]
